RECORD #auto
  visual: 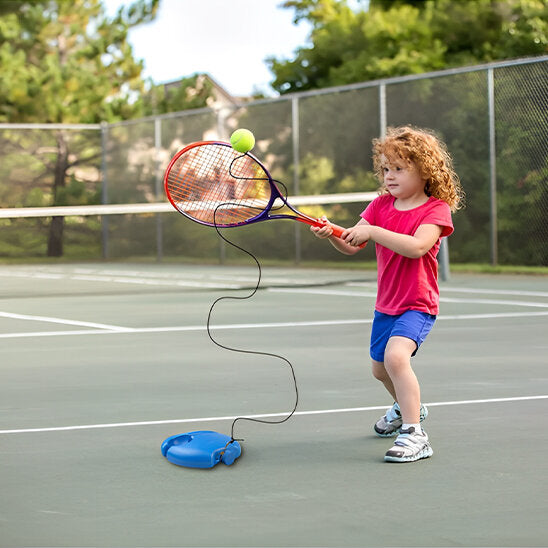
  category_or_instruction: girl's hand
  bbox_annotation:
[310,216,334,239]
[342,225,370,247]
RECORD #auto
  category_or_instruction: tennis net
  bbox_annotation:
[0,191,450,279]
[0,192,377,220]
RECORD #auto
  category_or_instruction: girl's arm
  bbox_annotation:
[342,223,443,258]
[310,217,370,256]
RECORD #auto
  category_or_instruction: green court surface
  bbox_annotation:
[0,263,547,547]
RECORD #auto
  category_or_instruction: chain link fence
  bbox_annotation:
[0,56,546,266]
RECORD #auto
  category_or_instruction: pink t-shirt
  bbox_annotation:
[361,194,453,315]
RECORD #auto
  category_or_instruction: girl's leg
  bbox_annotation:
[371,360,397,401]
[383,336,421,424]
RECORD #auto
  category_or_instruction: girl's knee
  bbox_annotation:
[384,337,416,366]
[371,360,387,381]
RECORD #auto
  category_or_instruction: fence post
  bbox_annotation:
[292,96,301,264]
[154,117,163,262]
[487,67,498,266]
[379,83,387,137]
[216,107,230,264]
[100,121,109,259]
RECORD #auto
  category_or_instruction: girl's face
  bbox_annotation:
[380,155,425,200]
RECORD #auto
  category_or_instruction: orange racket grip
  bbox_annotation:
[305,218,367,249]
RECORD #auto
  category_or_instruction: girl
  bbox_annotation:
[311,126,463,462]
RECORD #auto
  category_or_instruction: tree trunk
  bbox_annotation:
[47,216,64,257]
[47,130,69,257]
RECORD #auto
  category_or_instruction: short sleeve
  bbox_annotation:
[423,200,454,238]
[360,196,381,225]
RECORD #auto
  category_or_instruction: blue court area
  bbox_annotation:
[0,263,547,547]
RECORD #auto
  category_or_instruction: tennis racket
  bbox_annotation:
[164,140,353,240]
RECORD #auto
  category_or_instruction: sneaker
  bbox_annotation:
[384,427,433,463]
[374,402,428,437]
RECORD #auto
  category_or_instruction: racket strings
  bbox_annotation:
[206,203,299,445]
[166,145,272,226]
[226,155,290,215]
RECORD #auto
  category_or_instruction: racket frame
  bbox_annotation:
[164,141,345,238]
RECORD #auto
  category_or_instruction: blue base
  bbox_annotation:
[161,430,242,469]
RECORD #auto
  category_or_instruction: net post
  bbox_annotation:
[439,237,450,282]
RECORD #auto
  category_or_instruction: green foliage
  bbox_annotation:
[0,0,215,256]
[261,0,547,267]
[0,0,215,123]
[493,62,548,265]
[141,75,214,116]
[270,0,548,93]
[0,0,545,267]
[0,0,159,124]
[0,0,162,255]
[298,153,336,194]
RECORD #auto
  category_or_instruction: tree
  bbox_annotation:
[0,0,163,255]
[141,74,216,116]
[0,0,162,125]
[265,0,547,267]
[0,0,217,258]
[269,0,547,93]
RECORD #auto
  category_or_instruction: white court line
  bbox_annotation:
[441,286,548,298]
[1,395,546,435]
[0,311,129,331]
[269,287,379,298]
[0,320,371,339]
[0,269,306,289]
[439,297,548,308]
[72,275,243,289]
[437,311,548,320]
[268,287,548,308]
[1,311,548,339]
[0,328,133,338]
[347,282,548,298]
[2,267,547,295]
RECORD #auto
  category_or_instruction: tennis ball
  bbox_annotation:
[230,129,255,153]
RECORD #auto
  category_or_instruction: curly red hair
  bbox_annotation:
[373,126,464,212]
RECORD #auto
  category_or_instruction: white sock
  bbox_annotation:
[402,423,422,434]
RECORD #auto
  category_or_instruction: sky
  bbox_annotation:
[103,0,314,97]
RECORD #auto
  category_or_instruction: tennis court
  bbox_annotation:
[0,262,547,547]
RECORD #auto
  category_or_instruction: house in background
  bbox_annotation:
[162,73,250,111]
[158,73,254,143]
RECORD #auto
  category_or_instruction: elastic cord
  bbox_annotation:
[208,202,299,443]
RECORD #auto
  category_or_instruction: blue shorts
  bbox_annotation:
[370,310,436,362]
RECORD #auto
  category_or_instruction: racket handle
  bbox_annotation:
[324,222,345,239]
[308,218,367,249]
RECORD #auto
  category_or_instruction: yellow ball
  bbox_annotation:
[230,129,255,153]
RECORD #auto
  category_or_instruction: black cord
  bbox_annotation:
[227,154,290,212]
[207,166,299,445]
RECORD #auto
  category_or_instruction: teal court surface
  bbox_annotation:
[0,263,547,547]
